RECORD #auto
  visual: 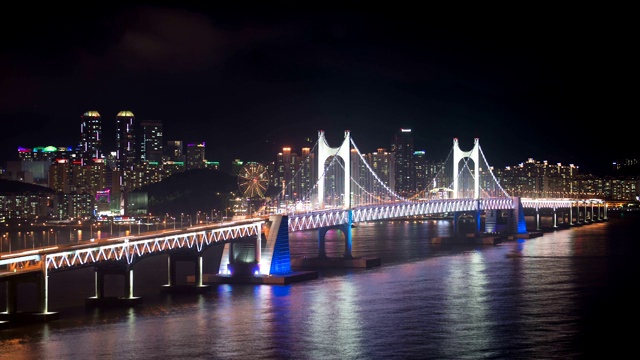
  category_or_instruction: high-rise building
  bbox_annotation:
[18,146,74,163]
[115,110,136,215]
[414,150,427,196]
[115,111,136,173]
[139,120,163,164]
[369,148,395,199]
[231,159,244,176]
[275,146,314,204]
[276,147,293,197]
[391,128,415,197]
[186,142,206,170]
[79,111,103,166]
[165,140,185,162]
[299,147,313,200]
[48,159,71,193]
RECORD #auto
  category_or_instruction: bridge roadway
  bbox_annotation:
[0,216,278,326]
[1,196,607,327]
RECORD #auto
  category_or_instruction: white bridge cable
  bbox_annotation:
[448,144,510,199]
[288,136,350,212]
[453,154,473,198]
[281,135,510,213]
[414,147,454,199]
[332,147,401,205]
[350,137,409,203]
[478,145,511,198]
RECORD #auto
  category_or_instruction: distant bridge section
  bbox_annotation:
[288,198,517,232]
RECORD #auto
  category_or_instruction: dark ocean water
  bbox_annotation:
[1,214,639,359]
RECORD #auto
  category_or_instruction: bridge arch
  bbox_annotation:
[452,138,480,199]
[317,130,351,209]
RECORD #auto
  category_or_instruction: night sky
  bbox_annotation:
[0,3,633,175]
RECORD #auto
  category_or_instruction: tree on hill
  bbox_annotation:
[141,168,239,217]
[0,179,55,194]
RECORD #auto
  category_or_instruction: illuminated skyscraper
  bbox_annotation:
[391,128,414,197]
[413,150,427,195]
[165,140,184,162]
[115,111,136,173]
[139,120,163,163]
[370,148,395,197]
[186,142,206,170]
[276,147,292,192]
[79,111,102,166]
[115,111,135,215]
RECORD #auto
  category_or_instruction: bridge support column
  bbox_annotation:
[343,210,353,258]
[225,237,261,277]
[261,215,292,275]
[162,252,210,293]
[124,267,133,299]
[317,215,354,259]
[4,278,17,314]
[453,212,461,235]
[507,197,528,235]
[452,138,480,199]
[318,228,328,258]
[293,221,379,268]
[598,204,605,221]
[569,207,574,225]
[317,130,351,209]
[219,243,231,274]
[535,209,541,230]
[485,210,498,233]
[0,270,58,324]
[87,264,142,307]
[37,265,49,315]
[553,209,558,228]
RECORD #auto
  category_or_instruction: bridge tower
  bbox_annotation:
[317,130,351,209]
[452,138,480,199]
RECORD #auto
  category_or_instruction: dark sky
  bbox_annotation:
[0,2,634,175]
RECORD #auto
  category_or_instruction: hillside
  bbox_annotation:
[142,168,240,216]
[0,179,56,194]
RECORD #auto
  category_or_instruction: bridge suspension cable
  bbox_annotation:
[349,137,408,204]
[275,132,511,214]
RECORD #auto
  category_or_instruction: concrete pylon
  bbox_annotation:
[452,138,480,199]
[317,130,351,209]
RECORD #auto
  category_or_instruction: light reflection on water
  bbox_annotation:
[1,216,638,358]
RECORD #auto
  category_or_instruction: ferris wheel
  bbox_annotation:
[238,162,269,199]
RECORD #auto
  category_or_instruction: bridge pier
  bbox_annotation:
[318,228,327,258]
[453,212,464,235]
[485,210,497,233]
[570,207,575,225]
[86,263,142,307]
[0,268,59,325]
[292,211,379,269]
[225,237,261,276]
[317,223,353,259]
[200,215,317,284]
[161,252,210,294]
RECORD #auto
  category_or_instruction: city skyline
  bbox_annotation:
[3,115,626,177]
[0,3,633,176]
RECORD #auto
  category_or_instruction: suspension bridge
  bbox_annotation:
[0,130,607,325]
